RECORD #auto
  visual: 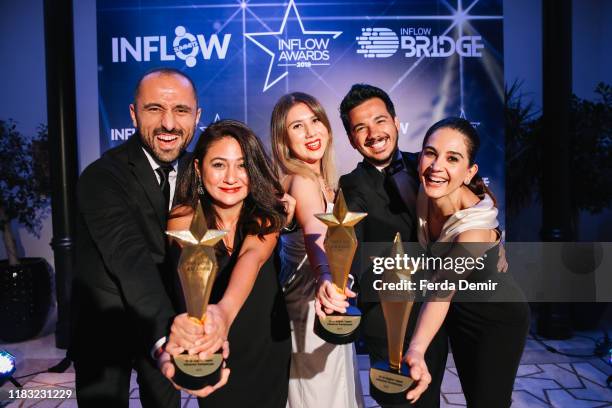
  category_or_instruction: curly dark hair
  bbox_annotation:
[175,119,286,237]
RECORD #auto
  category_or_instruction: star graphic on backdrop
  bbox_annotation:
[460,108,481,128]
[199,113,222,131]
[244,0,342,91]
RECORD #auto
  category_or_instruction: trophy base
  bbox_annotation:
[369,360,415,405]
[172,352,223,391]
[313,305,361,344]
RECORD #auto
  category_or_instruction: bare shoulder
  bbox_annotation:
[240,231,279,261]
[167,205,194,230]
[455,228,497,243]
[288,174,319,196]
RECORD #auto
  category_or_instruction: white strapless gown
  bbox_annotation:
[280,202,364,408]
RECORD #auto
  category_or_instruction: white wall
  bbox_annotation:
[573,0,612,100]
[503,0,612,241]
[0,0,100,266]
[74,0,101,170]
[73,0,100,170]
[503,0,612,107]
[0,0,53,265]
[503,0,543,109]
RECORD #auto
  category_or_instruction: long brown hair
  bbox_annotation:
[175,119,286,237]
[422,117,497,207]
[270,92,337,189]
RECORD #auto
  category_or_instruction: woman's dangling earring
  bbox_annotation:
[196,174,205,195]
[195,169,206,196]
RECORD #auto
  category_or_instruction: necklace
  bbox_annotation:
[221,233,234,254]
[216,220,237,254]
[318,177,334,202]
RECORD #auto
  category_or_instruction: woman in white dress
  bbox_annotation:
[270,92,364,408]
[404,117,529,406]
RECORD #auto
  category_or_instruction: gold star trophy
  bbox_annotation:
[166,202,227,390]
[369,232,416,403]
[313,189,367,344]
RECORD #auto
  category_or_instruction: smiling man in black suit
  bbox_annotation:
[337,84,448,407]
[71,68,201,407]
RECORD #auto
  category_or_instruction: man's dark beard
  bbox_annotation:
[138,126,187,165]
[153,127,183,137]
[365,145,399,167]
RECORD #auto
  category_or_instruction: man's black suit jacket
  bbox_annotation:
[71,135,189,361]
[339,151,448,408]
[339,151,421,341]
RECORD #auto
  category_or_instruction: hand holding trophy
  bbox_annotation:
[165,202,228,390]
[313,189,367,344]
[370,233,422,404]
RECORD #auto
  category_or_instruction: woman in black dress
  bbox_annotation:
[163,120,291,407]
[404,117,529,407]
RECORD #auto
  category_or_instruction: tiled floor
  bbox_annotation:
[1,332,611,407]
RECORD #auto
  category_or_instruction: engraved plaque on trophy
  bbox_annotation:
[370,232,416,404]
[166,203,227,390]
[313,189,367,344]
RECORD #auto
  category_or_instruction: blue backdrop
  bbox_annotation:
[97,0,505,224]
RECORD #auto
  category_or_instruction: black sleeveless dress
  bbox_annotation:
[197,228,291,407]
[417,191,529,408]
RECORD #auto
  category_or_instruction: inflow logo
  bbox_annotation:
[111,26,231,68]
[356,28,399,58]
[111,128,135,141]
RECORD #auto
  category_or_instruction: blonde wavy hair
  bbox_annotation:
[270,92,337,189]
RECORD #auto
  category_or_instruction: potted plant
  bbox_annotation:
[505,82,612,331]
[506,81,612,218]
[0,120,52,342]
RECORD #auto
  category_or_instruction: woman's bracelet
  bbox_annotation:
[281,217,298,233]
